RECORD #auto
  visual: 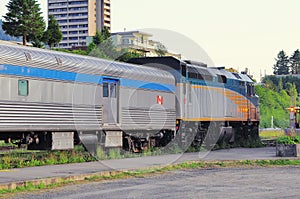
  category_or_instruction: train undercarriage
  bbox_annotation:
[0,120,260,155]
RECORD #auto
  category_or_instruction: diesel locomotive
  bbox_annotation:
[0,41,259,152]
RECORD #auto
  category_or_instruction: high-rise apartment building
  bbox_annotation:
[48,0,111,49]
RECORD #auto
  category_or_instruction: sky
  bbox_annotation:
[1,0,300,81]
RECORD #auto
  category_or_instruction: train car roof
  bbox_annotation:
[208,68,254,83]
[0,42,174,85]
[128,56,185,71]
[128,56,254,83]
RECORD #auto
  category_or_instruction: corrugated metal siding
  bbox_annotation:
[0,101,103,131]
[121,107,176,130]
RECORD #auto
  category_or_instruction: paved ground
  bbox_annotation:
[7,167,300,199]
[0,147,280,187]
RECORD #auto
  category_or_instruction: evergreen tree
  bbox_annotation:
[290,49,300,74]
[92,30,103,46]
[92,27,111,46]
[2,0,45,46]
[273,50,289,75]
[101,27,111,41]
[286,82,298,106]
[43,15,63,49]
[278,78,283,91]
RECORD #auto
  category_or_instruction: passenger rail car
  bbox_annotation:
[129,57,260,147]
[0,42,176,152]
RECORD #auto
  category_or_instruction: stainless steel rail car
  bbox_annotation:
[128,57,260,148]
[0,42,176,152]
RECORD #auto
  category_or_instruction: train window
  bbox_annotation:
[252,85,255,95]
[18,80,28,96]
[239,81,245,86]
[187,66,213,81]
[247,84,251,96]
[181,65,187,77]
[110,83,116,98]
[217,75,227,83]
[103,82,109,97]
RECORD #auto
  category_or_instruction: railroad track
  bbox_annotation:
[261,139,277,147]
[0,145,18,151]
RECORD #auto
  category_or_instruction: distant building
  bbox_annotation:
[111,31,181,58]
[48,0,111,49]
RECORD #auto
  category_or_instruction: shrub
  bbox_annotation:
[276,135,300,144]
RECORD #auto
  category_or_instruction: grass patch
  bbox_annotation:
[0,141,15,147]
[0,145,95,170]
[260,129,284,139]
[1,158,300,197]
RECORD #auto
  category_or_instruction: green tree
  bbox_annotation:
[262,75,300,94]
[89,38,121,60]
[290,49,300,74]
[256,85,291,128]
[88,28,119,59]
[43,15,63,49]
[2,0,45,46]
[92,30,103,46]
[273,50,289,75]
[101,27,111,41]
[286,82,298,106]
[155,43,168,56]
[83,28,142,61]
[91,27,111,47]
[278,78,283,91]
[264,79,277,91]
[31,38,44,48]
[116,50,142,62]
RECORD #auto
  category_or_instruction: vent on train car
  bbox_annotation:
[232,73,242,79]
[24,52,32,62]
[56,57,63,66]
[184,60,207,67]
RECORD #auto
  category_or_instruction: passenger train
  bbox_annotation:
[0,42,259,152]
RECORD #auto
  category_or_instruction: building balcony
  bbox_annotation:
[68,9,88,13]
[104,11,110,16]
[68,21,88,25]
[49,10,68,14]
[67,15,88,19]
[117,43,153,50]
[68,3,88,8]
[54,16,68,20]
[68,0,87,2]
[57,22,69,26]
[104,5,110,10]
[48,0,67,2]
[104,0,110,4]
[104,22,111,27]
[48,5,68,9]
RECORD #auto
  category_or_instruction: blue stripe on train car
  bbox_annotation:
[0,64,175,92]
